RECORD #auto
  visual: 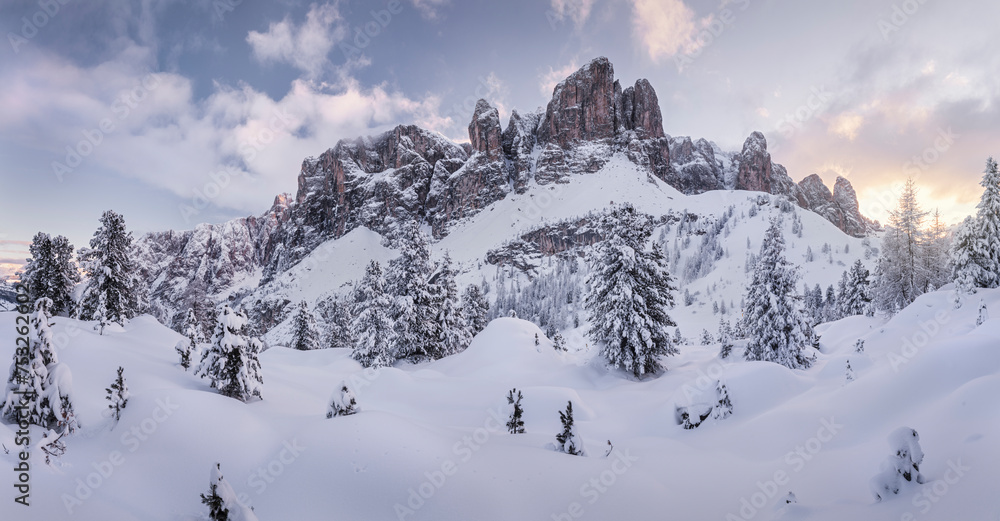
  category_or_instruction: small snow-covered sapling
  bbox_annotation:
[506,388,525,434]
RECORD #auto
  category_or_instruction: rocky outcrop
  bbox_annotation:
[666,136,725,194]
[537,57,618,147]
[468,99,503,161]
[833,176,871,237]
[501,108,542,193]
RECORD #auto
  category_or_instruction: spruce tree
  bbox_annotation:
[21,233,80,316]
[742,219,815,369]
[197,305,264,402]
[555,401,584,456]
[839,260,874,317]
[351,261,396,369]
[105,366,129,422]
[506,388,525,434]
[953,158,1000,298]
[388,221,438,360]
[201,463,259,521]
[462,284,490,336]
[290,301,321,351]
[78,210,144,325]
[318,296,354,349]
[585,204,678,378]
[718,319,734,359]
[176,308,201,370]
[434,253,472,357]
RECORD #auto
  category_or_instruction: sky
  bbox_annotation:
[0,0,998,278]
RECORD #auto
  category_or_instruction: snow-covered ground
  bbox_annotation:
[1,283,998,520]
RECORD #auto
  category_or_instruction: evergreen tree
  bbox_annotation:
[555,401,584,456]
[953,158,1000,297]
[78,210,144,325]
[351,261,396,369]
[21,233,80,315]
[176,308,201,370]
[197,305,264,402]
[434,253,472,356]
[874,179,930,313]
[585,204,678,378]
[506,388,525,434]
[742,219,815,369]
[845,359,855,383]
[839,260,874,317]
[317,296,354,349]
[462,284,490,336]
[290,301,321,351]
[922,209,951,292]
[388,221,438,360]
[326,381,359,417]
[201,463,259,521]
[718,319,734,359]
[871,427,925,501]
[105,366,129,422]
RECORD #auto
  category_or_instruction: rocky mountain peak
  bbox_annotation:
[468,99,503,161]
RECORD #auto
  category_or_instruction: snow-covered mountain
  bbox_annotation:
[135,56,877,338]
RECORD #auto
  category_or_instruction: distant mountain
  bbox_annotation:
[135,56,877,333]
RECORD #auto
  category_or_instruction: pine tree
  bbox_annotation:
[742,219,815,369]
[839,260,874,317]
[922,209,951,292]
[976,301,989,326]
[78,211,144,325]
[351,261,396,369]
[506,388,525,434]
[462,284,490,336]
[713,381,733,419]
[953,158,1000,298]
[201,463,258,521]
[388,221,438,360]
[874,179,930,313]
[290,301,320,351]
[318,296,354,349]
[845,359,855,383]
[197,305,264,402]
[176,308,201,370]
[555,401,584,456]
[434,253,472,357]
[585,204,678,378]
[871,427,925,501]
[326,381,359,418]
[105,366,129,422]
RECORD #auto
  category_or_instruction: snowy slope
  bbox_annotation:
[1,285,998,520]
[259,152,874,346]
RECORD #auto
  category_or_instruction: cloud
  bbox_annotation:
[630,0,711,62]
[828,112,864,140]
[410,0,450,20]
[246,3,347,79]
[549,0,596,28]
[539,61,580,97]
[0,45,453,222]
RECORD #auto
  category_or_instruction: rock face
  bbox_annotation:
[136,55,873,332]
[732,132,870,237]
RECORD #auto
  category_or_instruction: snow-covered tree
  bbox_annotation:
[78,210,144,325]
[290,301,320,351]
[506,388,525,434]
[105,366,129,422]
[21,233,80,315]
[2,298,77,432]
[555,401,584,456]
[176,308,201,370]
[742,219,815,369]
[922,209,951,292]
[197,305,264,402]
[699,329,714,345]
[845,359,855,383]
[434,253,472,357]
[874,179,930,313]
[462,283,490,336]
[718,319,734,359]
[202,463,259,521]
[713,381,733,420]
[585,204,678,378]
[326,381,359,417]
[977,301,989,326]
[317,296,354,349]
[870,427,925,501]
[953,158,1000,298]
[388,221,439,360]
[855,339,865,353]
[839,260,874,317]
[351,261,396,369]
